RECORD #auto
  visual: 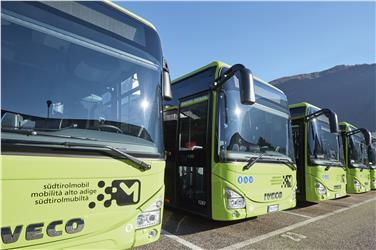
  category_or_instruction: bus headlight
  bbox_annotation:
[316,182,327,195]
[354,180,361,190]
[291,188,296,201]
[225,188,245,209]
[136,198,162,229]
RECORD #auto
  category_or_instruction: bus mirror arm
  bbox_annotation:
[212,64,256,105]
[346,128,372,146]
[304,108,339,133]
[162,58,173,101]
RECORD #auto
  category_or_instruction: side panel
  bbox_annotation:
[1,155,164,249]
[305,167,347,201]
[211,163,296,221]
[346,168,370,193]
[371,169,376,190]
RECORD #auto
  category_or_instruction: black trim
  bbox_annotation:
[1,141,162,160]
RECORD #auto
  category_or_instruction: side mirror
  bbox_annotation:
[325,109,339,133]
[213,64,256,105]
[236,67,256,105]
[162,59,172,101]
[359,128,371,146]
[305,108,339,133]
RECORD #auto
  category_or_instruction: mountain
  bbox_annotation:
[271,64,376,132]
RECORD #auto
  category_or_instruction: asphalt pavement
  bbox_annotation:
[137,191,376,250]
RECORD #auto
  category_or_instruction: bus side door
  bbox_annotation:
[177,94,209,215]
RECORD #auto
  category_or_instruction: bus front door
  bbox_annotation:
[177,96,209,215]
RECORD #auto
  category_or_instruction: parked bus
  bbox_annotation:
[339,122,371,193]
[163,61,297,221]
[289,103,346,202]
[1,1,172,249]
[367,137,376,189]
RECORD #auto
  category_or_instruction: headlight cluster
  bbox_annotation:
[225,188,245,209]
[291,188,296,202]
[135,198,162,229]
[354,180,361,191]
[316,182,327,195]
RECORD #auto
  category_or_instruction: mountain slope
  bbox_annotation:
[271,64,376,132]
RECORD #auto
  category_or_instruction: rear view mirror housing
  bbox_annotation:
[346,128,372,146]
[305,108,339,133]
[236,67,256,105]
[359,128,372,146]
[162,59,172,101]
[326,110,339,133]
[212,64,256,105]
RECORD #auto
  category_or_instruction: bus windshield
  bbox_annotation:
[349,131,369,168]
[218,76,294,163]
[369,141,376,168]
[307,114,344,166]
[1,3,164,157]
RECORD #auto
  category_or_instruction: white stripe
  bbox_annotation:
[220,197,376,250]
[280,210,313,219]
[162,230,204,250]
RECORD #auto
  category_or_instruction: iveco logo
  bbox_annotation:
[264,192,282,200]
[1,218,84,244]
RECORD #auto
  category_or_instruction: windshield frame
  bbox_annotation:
[215,69,295,164]
[1,1,165,158]
[306,108,344,168]
[348,128,369,168]
[368,141,376,169]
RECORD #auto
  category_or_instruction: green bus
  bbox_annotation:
[1,1,172,249]
[339,122,371,193]
[163,61,297,221]
[289,103,346,202]
[368,137,376,189]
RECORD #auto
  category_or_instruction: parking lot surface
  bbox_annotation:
[137,191,376,249]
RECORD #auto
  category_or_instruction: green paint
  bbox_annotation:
[290,102,347,202]
[208,62,296,220]
[339,122,371,193]
[1,155,165,249]
[211,162,296,221]
[1,3,165,248]
[370,168,376,189]
[180,95,209,108]
[104,1,158,31]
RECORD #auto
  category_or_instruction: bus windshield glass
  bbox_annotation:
[369,141,376,168]
[218,76,294,163]
[307,112,344,166]
[1,3,164,157]
[349,130,369,167]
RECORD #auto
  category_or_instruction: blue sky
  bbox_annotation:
[118,1,375,81]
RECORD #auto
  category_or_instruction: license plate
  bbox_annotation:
[335,193,340,198]
[267,204,279,213]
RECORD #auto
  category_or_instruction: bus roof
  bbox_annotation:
[289,102,321,111]
[172,61,285,95]
[339,121,357,131]
[104,0,157,32]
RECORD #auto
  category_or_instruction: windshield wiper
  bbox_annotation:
[61,142,151,171]
[2,128,100,142]
[243,152,267,170]
[2,129,151,171]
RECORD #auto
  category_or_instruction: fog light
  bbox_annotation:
[148,229,158,239]
[316,182,327,195]
[232,210,240,218]
[354,180,361,191]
